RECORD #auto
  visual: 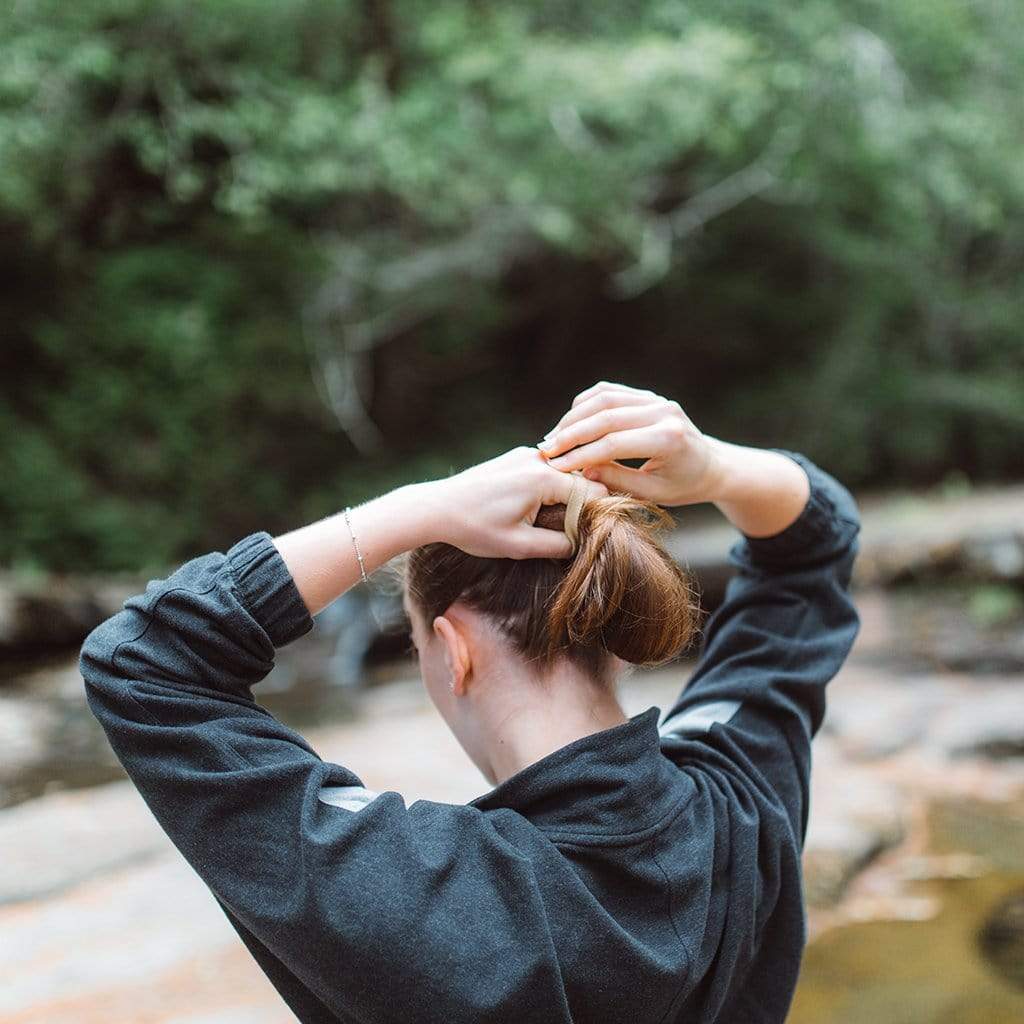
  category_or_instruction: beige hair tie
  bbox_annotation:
[563,471,586,555]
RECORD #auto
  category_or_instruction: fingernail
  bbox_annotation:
[538,438,555,452]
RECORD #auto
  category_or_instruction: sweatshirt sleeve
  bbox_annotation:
[79,533,571,1024]
[658,450,861,842]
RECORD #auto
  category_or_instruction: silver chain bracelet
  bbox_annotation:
[342,506,369,584]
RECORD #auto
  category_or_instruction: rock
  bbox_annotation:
[0,852,276,1022]
[963,535,1024,582]
[913,628,1024,676]
[802,740,905,906]
[0,779,166,905]
[869,585,1024,674]
[0,573,140,661]
[853,484,1024,588]
[929,688,1024,760]
[0,696,54,796]
[899,852,989,881]
[855,535,964,588]
[822,668,943,759]
[666,488,1024,628]
[0,660,124,809]
[841,894,941,924]
[978,890,1024,991]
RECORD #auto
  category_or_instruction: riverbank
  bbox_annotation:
[2,608,1023,1021]
[2,479,1023,1021]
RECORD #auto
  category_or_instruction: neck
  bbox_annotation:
[475,659,628,785]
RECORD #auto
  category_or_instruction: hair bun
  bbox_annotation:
[544,495,699,666]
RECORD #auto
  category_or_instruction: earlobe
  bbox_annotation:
[433,614,471,696]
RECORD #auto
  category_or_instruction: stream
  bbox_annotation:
[791,798,1024,1021]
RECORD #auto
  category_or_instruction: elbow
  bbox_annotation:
[79,613,127,699]
[831,572,862,658]
[80,621,107,682]
[78,611,153,740]
[831,473,862,535]
[828,476,862,590]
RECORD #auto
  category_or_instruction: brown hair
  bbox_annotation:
[403,495,700,685]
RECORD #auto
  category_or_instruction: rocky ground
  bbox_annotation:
[3,611,1024,1023]
[2,481,1023,1022]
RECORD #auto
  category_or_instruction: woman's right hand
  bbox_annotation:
[538,381,724,508]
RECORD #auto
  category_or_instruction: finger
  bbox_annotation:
[541,403,664,459]
[546,424,675,472]
[546,390,656,440]
[541,465,609,505]
[515,472,607,559]
[570,381,655,410]
[511,525,574,560]
[582,461,661,501]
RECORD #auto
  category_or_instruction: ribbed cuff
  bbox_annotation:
[737,449,858,563]
[225,531,315,648]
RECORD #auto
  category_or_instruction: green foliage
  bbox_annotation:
[1,0,1022,570]
[968,585,1024,630]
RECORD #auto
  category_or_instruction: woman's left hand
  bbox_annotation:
[423,445,608,560]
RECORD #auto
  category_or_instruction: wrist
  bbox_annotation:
[694,435,735,504]
[275,482,443,617]
[704,443,812,538]
[354,482,444,560]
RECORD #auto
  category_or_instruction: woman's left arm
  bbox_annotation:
[79,447,605,1023]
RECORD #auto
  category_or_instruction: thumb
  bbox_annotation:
[513,524,574,561]
[582,461,657,499]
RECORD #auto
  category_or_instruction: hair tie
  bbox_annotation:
[563,471,586,555]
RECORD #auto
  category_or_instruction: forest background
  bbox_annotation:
[2,0,1021,573]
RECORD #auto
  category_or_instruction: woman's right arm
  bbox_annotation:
[539,382,862,842]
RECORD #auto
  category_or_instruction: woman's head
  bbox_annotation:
[402,492,700,778]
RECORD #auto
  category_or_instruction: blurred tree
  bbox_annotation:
[1,0,1022,571]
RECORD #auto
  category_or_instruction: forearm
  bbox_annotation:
[273,482,441,617]
[701,437,812,539]
[275,446,596,616]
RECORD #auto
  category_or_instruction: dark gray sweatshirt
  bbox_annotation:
[80,448,861,1023]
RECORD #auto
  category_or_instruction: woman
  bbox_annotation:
[81,380,861,1024]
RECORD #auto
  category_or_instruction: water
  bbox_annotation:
[0,652,360,809]
[790,798,1024,1022]
[5,651,1024,1020]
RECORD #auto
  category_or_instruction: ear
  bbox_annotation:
[432,614,472,696]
